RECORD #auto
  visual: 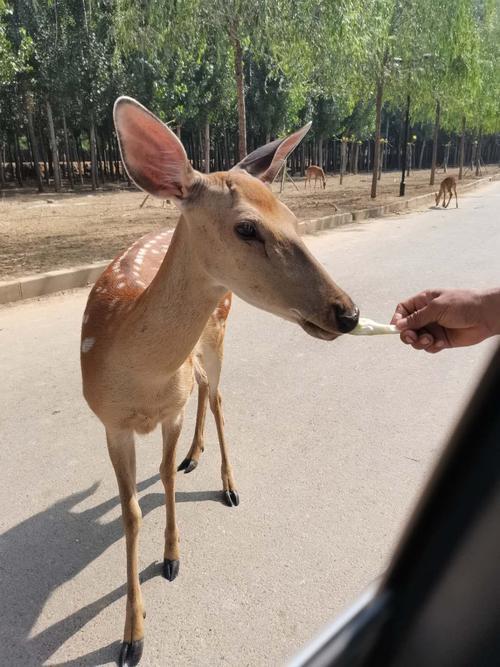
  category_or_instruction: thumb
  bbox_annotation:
[396,302,438,331]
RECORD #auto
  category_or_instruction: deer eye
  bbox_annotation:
[234,221,258,240]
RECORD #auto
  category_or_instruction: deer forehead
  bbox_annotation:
[191,171,295,231]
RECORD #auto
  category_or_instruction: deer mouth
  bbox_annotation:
[299,319,339,341]
[289,309,341,340]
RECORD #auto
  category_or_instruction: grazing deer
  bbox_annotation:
[305,165,326,189]
[80,97,359,666]
[435,176,458,208]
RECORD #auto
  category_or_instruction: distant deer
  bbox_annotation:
[305,165,326,189]
[435,176,458,208]
[81,97,359,666]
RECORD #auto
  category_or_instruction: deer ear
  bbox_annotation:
[231,122,312,183]
[114,96,195,201]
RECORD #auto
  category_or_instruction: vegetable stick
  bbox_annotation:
[350,317,399,336]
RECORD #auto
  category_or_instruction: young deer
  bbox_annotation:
[435,175,458,208]
[305,165,327,189]
[81,97,359,666]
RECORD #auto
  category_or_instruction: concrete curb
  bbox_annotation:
[2,174,499,305]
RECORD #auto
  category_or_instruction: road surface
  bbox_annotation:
[1,181,499,666]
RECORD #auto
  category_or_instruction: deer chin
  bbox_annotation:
[299,319,340,341]
[289,308,339,340]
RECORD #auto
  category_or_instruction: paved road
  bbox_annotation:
[1,181,499,666]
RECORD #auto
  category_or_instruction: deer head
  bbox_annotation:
[114,97,359,339]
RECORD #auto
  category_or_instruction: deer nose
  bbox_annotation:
[334,304,360,333]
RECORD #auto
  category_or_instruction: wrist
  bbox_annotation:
[479,288,500,336]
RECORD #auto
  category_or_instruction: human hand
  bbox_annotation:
[391,288,500,353]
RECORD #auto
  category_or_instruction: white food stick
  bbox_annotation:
[350,317,399,336]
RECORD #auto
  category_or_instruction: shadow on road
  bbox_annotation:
[0,474,223,666]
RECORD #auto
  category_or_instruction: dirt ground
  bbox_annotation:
[0,166,496,279]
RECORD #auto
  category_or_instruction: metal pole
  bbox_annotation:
[399,94,410,196]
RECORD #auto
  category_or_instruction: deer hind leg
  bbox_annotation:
[454,186,458,208]
[202,340,239,507]
[445,188,452,208]
[106,428,145,667]
[177,379,209,474]
[160,412,184,581]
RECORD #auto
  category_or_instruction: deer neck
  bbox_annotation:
[117,216,225,376]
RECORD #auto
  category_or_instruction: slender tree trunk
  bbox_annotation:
[223,128,230,170]
[429,100,440,186]
[353,142,359,174]
[0,144,5,187]
[13,133,23,187]
[371,80,383,198]
[46,99,62,191]
[89,112,98,190]
[203,119,210,174]
[26,93,44,192]
[176,124,182,140]
[475,130,482,176]
[232,33,247,159]
[318,136,323,170]
[61,112,74,189]
[418,139,426,170]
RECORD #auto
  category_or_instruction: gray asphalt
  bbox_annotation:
[1,181,499,666]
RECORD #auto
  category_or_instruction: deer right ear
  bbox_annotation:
[114,96,195,201]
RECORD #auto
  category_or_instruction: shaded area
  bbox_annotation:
[0,475,223,666]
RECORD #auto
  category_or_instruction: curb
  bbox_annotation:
[1,174,499,305]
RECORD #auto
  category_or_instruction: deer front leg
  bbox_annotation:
[160,413,184,581]
[178,381,209,474]
[106,428,144,667]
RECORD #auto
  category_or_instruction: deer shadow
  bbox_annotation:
[0,475,222,666]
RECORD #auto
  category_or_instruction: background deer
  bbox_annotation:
[80,97,359,666]
[305,164,327,189]
[435,175,458,208]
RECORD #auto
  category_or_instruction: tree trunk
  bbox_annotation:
[46,99,62,191]
[353,142,359,174]
[61,112,74,189]
[371,80,383,198]
[0,144,5,186]
[317,136,323,170]
[232,34,247,159]
[204,119,210,174]
[26,93,44,192]
[89,112,98,190]
[13,133,23,187]
[176,124,182,139]
[418,139,426,170]
[475,131,482,176]
[429,100,440,186]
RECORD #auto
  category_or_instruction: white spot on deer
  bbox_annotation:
[151,249,160,255]
[109,298,119,310]
[134,257,143,267]
[224,298,230,307]
[117,282,126,289]
[136,280,146,288]
[101,288,107,294]
[81,337,96,353]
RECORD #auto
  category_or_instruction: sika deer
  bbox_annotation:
[305,165,326,189]
[435,176,458,208]
[80,97,359,666]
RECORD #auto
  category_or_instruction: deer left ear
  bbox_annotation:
[231,122,312,183]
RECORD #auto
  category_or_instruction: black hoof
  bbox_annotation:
[178,458,198,473]
[118,639,144,666]
[163,558,180,581]
[224,490,240,507]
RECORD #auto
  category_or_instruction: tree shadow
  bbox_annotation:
[0,475,223,666]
